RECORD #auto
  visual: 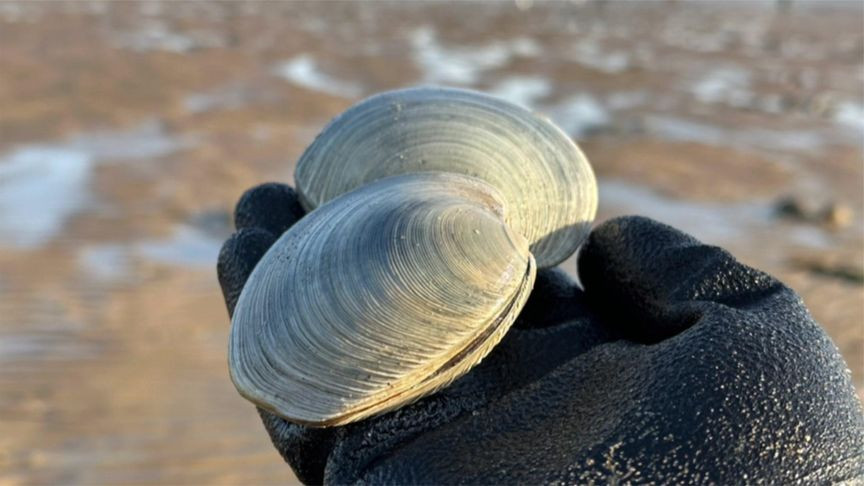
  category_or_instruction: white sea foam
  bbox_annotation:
[411,27,540,85]
[135,226,223,267]
[548,94,611,138]
[569,40,631,74]
[488,76,552,109]
[834,101,864,133]
[691,67,754,108]
[272,55,363,98]
[79,244,131,282]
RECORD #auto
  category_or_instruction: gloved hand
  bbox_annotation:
[218,182,864,484]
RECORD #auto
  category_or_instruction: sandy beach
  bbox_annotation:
[0,1,861,483]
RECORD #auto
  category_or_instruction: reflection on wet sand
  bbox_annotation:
[0,1,861,484]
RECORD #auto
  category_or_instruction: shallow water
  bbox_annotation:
[0,123,188,248]
[0,1,861,484]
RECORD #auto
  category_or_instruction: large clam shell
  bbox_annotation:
[295,86,597,268]
[229,173,536,426]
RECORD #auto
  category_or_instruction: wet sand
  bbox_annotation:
[0,1,861,484]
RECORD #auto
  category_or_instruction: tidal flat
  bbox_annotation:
[0,1,861,484]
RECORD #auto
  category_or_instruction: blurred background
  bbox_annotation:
[0,1,861,484]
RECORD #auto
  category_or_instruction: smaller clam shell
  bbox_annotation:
[229,172,536,426]
[294,86,598,269]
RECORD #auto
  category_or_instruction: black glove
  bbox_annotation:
[218,182,864,484]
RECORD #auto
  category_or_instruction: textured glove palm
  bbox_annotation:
[218,183,864,484]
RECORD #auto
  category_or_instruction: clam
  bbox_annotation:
[229,87,598,427]
[230,173,537,426]
[295,86,597,269]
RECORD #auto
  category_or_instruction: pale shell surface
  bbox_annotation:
[229,172,536,426]
[295,86,597,268]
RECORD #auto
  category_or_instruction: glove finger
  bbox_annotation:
[259,408,336,485]
[218,183,307,316]
[578,215,782,343]
[217,227,278,316]
[219,184,337,483]
[234,182,306,236]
